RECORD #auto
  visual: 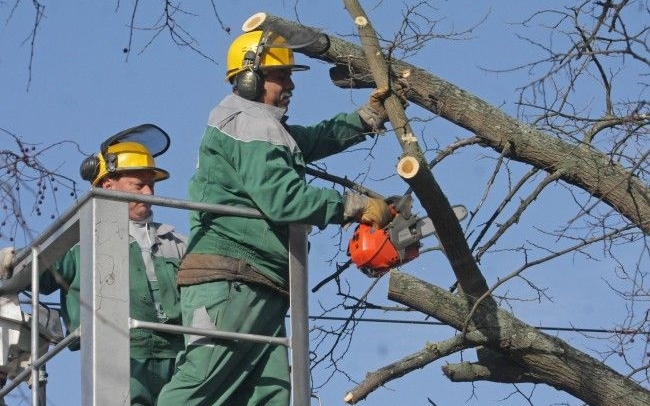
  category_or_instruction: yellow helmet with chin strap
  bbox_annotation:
[79,124,171,186]
[225,30,310,82]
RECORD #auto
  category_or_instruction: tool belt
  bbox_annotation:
[177,253,289,297]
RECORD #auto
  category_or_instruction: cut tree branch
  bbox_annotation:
[340,0,488,299]
[344,334,477,404]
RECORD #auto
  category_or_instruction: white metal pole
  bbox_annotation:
[288,225,310,406]
[79,197,130,405]
[30,247,39,406]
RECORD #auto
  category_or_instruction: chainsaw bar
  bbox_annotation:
[389,205,468,251]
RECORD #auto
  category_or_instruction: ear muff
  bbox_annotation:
[79,155,99,182]
[79,151,118,184]
[234,50,264,101]
[235,70,263,100]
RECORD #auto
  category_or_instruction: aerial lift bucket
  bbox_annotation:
[0,294,64,382]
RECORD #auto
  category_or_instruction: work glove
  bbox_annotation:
[343,193,392,228]
[357,81,408,133]
[0,247,15,280]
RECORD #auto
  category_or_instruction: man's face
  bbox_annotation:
[261,68,294,109]
[101,170,155,221]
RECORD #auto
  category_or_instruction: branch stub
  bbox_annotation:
[397,156,420,180]
[354,16,368,27]
[242,12,267,32]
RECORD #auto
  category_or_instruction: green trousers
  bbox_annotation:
[157,281,290,406]
[130,357,176,406]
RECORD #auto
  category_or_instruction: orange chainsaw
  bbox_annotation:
[347,196,467,277]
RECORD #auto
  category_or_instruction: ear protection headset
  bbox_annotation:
[79,143,117,184]
[234,32,268,101]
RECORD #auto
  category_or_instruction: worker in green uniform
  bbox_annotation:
[2,125,186,405]
[157,30,400,406]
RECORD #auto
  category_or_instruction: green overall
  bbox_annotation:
[157,94,370,406]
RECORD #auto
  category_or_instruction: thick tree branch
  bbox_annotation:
[388,271,650,406]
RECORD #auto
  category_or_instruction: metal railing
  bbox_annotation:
[0,188,311,405]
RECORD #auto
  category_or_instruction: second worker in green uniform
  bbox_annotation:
[40,126,186,405]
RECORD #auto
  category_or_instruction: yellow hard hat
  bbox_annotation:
[82,141,169,186]
[225,30,309,81]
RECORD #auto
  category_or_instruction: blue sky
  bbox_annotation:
[1,1,647,405]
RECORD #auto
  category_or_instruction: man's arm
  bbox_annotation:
[288,111,368,163]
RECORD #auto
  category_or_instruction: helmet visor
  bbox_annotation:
[260,25,324,51]
[101,124,170,158]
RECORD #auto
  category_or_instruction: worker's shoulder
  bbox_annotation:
[208,95,289,146]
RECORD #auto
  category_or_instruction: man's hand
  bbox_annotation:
[0,247,15,279]
[357,81,408,133]
[343,193,392,228]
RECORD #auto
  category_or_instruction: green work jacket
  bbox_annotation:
[40,222,186,359]
[186,94,370,289]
